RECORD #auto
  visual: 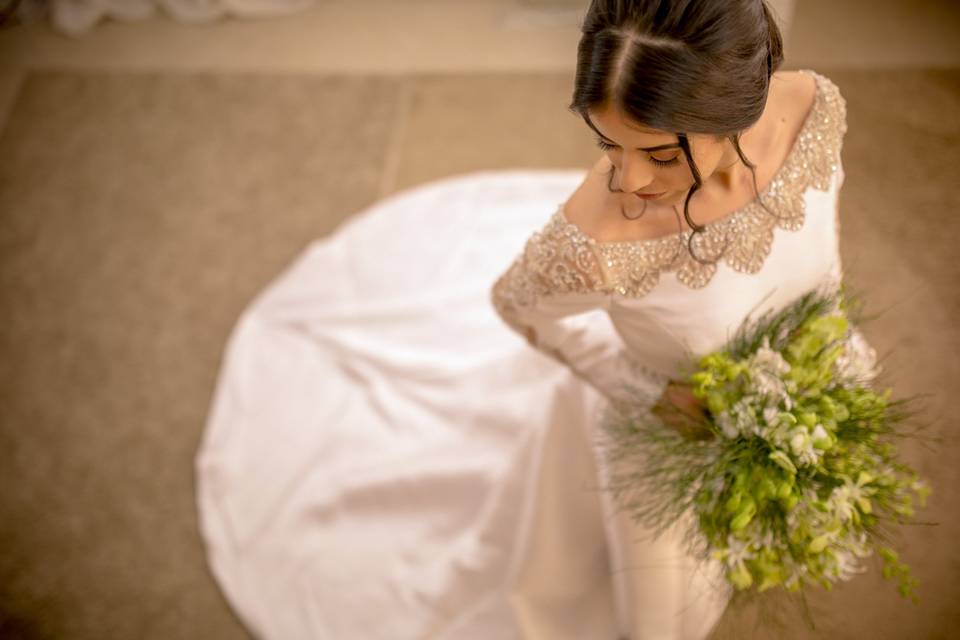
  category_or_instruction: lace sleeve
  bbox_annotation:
[490,210,669,408]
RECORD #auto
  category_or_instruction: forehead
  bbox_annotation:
[585,103,676,142]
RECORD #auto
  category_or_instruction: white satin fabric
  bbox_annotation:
[195,167,844,639]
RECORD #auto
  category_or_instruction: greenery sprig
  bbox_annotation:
[596,279,938,629]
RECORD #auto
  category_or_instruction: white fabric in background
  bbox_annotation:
[194,166,846,639]
[45,0,314,36]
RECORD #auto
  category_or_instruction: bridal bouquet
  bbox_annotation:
[596,279,935,616]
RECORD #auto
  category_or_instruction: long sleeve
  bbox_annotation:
[489,210,669,409]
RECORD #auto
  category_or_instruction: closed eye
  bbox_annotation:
[594,137,681,167]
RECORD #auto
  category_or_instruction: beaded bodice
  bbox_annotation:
[491,69,847,315]
[490,69,848,385]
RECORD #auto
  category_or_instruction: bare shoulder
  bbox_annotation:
[770,70,818,127]
[560,72,819,243]
[758,70,819,175]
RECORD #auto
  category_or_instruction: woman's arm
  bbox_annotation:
[489,211,670,409]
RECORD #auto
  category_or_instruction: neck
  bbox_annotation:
[712,151,749,191]
[709,114,768,194]
[711,81,781,194]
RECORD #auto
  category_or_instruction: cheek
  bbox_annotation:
[662,162,694,189]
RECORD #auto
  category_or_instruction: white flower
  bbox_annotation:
[746,336,793,404]
[835,328,881,382]
[762,405,781,427]
[789,431,808,455]
[723,532,756,568]
[829,473,873,523]
[751,335,792,375]
[787,427,820,467]
[810,423,832,451]
[719,397,762,440]
[717,412,739,439]
[751,369,786,397]
[832,549,868,581]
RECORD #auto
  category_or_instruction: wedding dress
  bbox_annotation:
[195,69,851,640]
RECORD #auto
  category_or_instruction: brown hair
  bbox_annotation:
[568,0,785,264]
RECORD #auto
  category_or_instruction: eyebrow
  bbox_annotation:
[583,114,681,152]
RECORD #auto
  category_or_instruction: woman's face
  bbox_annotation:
[585,102,729,209]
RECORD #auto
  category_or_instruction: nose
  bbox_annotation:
[617,152,655,193]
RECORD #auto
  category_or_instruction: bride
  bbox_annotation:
[195,1,853,638]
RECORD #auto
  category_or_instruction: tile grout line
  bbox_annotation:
[377,78,415,199]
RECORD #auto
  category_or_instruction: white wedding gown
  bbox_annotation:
[195,69,849,640]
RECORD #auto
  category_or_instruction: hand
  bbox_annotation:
[651,379,716,441]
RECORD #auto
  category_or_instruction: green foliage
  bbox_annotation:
[598,279,936,616]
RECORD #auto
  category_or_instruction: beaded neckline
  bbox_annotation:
[556,68,827,249]
[541,68,846,295]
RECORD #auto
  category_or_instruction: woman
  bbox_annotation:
[196,1,853,638]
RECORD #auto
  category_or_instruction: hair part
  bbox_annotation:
[568,0,786,264]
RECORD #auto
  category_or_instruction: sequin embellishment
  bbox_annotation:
[492,69,846,318]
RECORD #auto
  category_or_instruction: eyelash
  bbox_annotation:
[594,138,681,167]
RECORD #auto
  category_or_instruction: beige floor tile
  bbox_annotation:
[0,0,580,74]
[788,0,960,69]
[391,72,596,193]
[0,70,403,640]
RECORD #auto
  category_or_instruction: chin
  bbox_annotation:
[639,191,678,205]
[659,190,688,205]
